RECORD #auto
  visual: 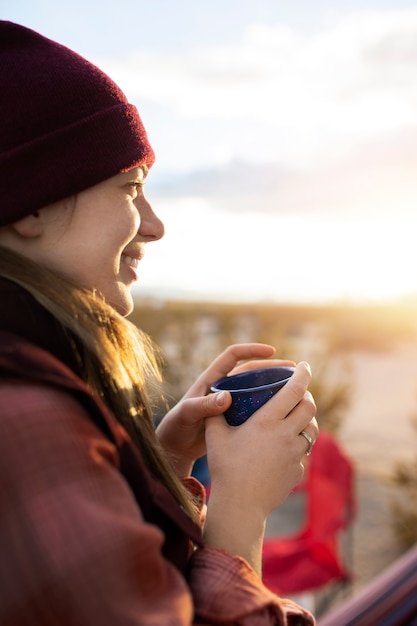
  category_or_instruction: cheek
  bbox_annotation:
[95,207,139,253]
[117,205,140,241]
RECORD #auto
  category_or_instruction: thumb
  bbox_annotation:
[165,390,232,427]
[183,390,232,421]
[186,390,231,420]
[210,390,232,415]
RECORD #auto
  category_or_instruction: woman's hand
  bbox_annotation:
[203,361,318,575]
[156,343,295,478]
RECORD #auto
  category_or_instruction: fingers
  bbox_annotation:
[301,415,319,441]
[246,360,318,455]
[229,357,296,376]
[299,426,316,456]
[176,389,233,423]
[155,389,233,477]
[257,360,312,421]
[182,343,276,398]
[285,393,318,454]
[304,413,319,445]
[161,389,233,433]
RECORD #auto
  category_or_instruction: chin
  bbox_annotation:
[108,290,134,317]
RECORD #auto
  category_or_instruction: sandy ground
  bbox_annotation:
[266,341,417,616]
[340,343,417,476]
[340,343,417,586]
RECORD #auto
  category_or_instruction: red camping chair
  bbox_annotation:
[262,431,356,595]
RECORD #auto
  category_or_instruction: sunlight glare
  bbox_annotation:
[138,198,417,304]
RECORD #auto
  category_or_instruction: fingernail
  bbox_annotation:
[215,391,227,407]
[300,361,311,374]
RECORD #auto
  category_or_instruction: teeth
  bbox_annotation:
[122,255,139,269]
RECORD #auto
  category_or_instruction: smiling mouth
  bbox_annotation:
[121,254,139,269]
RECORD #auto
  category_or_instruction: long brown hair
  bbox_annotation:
[0,246,199,521]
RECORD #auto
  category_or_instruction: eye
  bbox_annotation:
[126,181,145,198]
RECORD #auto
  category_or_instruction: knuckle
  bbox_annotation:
[287,378,306,401]
[200,394,213,414]
[224,343,240,356]
[298,391,316,415]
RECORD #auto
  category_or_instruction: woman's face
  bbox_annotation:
[25,167,164,316]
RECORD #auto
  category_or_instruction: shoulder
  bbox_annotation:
[0,379,84,411]
[0,380,119,473]
[0,379,103,429]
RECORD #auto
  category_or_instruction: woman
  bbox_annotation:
[0,21,318,626]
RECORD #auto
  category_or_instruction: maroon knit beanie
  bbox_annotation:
[0,21,155,226]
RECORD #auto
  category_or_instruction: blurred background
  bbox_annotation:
[4,0,417,619]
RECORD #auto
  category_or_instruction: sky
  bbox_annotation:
[3,0,417,304]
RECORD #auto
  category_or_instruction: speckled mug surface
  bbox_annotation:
[210,366,295,426]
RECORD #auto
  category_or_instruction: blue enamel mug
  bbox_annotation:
[210,366,295,427]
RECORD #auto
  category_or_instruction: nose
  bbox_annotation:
[136,195,165,242]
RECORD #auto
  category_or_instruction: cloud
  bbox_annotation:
[97,7,417,217]
[101,8,417,130]
[148,123,417,218]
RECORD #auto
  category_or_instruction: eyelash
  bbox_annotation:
[128,182,145,197]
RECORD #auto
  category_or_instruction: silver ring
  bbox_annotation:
[300,430,314,456]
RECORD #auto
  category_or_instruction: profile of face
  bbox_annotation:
[0,167,165,316]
